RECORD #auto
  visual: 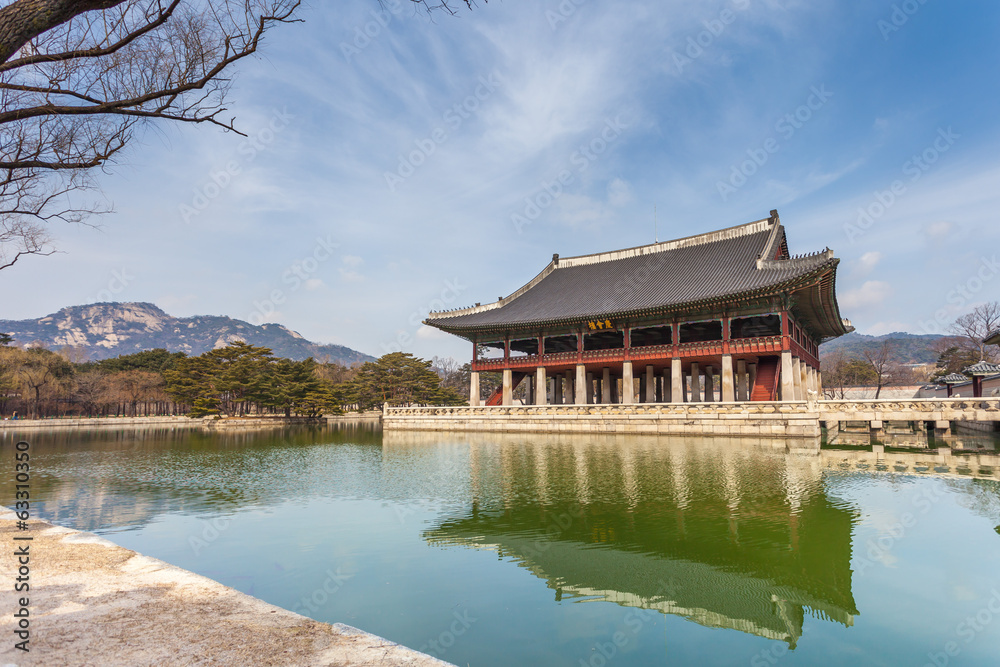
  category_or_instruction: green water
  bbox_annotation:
[3,425,1000,666]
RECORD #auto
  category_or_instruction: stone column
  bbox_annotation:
[502,369,513,406]
[535,367,547,405]
[736,359,748,401]
[586,372,595,404]
[800,360,809,401]
[792,356,803,401]
[563,371,573,405]
[524,374,533,405]
[690,362,702,402]
[722,354,736,402]
[638,376,646,403]
[470,371,480,406]
[671,359,683,404]
[663,369,673,403]
[553,376,563,405]
[645,365,655,403]
[748,363,757,399]
[602,367,612,404]
[622,361,635,404]
[575,365,586,405]
[611,375,619,404]
[704,365,715,402]
[780,351,795,402]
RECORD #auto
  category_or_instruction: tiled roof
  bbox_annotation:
[985,330,1000,346]
[426,214,842,333]
[962,361,1000,376]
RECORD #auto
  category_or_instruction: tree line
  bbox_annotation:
[822,302,999,398]
[0,337,466,420]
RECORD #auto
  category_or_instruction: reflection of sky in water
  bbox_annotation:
[4,425,1000,667]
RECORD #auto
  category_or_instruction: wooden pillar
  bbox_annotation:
[553,376,563,405]
[722,355,736,402]
[748,363,758,400]
[602,367,612,404]
[646,365,655,404]
[524,374,533,405]
[586,372,595,404]
[663,368,673,403]
[704,365,715,402]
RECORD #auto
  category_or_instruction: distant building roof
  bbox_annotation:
[963,361,1000,376]
[936,373,970,385]
[426,212,851,340]
[986,330,1000,346]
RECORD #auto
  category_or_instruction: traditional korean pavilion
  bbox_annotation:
[425,210,853,406]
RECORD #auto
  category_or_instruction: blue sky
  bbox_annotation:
[6,0,1000,362]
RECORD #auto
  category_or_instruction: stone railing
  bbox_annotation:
[386,401,825,418]
[818,398,1000,422]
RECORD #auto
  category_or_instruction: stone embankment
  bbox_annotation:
[0,413,382,431]
[0,510,450,666]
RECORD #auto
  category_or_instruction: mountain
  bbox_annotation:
[0,302,375,365]
[820,331,948,365]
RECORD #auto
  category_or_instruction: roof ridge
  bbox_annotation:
[558,217,774,269]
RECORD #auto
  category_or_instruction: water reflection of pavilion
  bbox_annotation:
[400,433,860,647]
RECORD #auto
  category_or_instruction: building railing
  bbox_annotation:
[470,336,796,371]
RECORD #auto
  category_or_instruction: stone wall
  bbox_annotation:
[385,398,1000,440]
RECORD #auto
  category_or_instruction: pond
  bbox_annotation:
[3,424,1000,666]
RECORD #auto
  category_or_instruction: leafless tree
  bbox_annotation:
[861,339,898,399]
[952,302,1000,362]
[0,0,305,269]
[0,0,480,270]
